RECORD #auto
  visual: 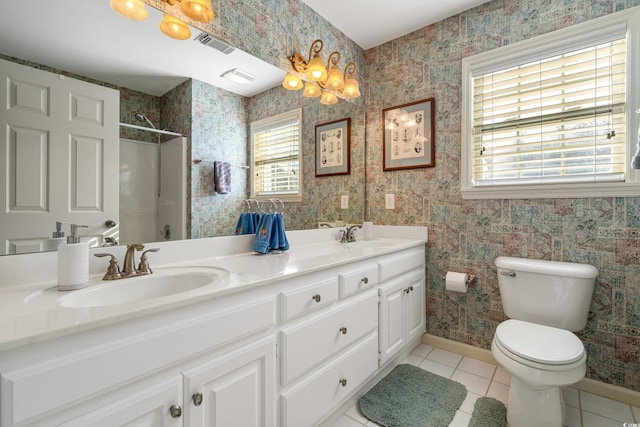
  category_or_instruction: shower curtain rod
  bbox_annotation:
[119,122,183,137]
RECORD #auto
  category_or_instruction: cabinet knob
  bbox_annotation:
[192,392,203,406]
[339,326,348,335]
[404,287,410,293]
[169,405,182,418]
[362,277,369,284]
[409,285,414,292]
[339,378,348,387]
[312,294,321,303]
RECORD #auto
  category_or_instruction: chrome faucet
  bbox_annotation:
[94,243,159,280]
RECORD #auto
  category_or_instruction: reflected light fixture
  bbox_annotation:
[221,68,256,85]
[282,39,361,105]
[109,0,148,20]
[160,13,191,40]
[111,0,215,40]
[303,82,322,98]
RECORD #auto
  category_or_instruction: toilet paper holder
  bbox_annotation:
[442,272,477,286]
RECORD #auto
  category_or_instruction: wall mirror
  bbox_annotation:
[0,0,365,255]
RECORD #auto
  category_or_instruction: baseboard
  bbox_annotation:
[421,334,640,407]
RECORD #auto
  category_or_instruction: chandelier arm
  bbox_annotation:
[308,39,324,62]
[343,62,357,80]
[327,52,341,69]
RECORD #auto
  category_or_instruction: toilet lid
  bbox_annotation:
[495,319,585,365]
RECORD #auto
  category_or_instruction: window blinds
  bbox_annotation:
[252,112,300,196]
[471,38,627,186]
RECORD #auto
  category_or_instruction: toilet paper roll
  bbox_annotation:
[445,271,469,293]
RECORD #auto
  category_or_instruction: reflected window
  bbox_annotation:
[250,109,302,202]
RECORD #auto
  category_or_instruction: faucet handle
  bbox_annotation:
[94,253,121,280]
[137,248,160,275]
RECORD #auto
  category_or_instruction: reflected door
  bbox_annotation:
[0,59,120,254]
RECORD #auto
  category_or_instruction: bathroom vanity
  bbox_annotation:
[0,226,427,427]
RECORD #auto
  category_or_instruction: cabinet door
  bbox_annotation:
[405,269,426,342]
[378,276,407,365]
[183,338,275,427]
[59,377,182,427]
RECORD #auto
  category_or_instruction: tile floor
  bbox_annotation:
[328,343,640,427]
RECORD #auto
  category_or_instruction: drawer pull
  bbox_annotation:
[339,378,348,387]
[312,294,321,303]
[339,326,348,335]
[169,405,182,418]
[362,277,369,284]
[192,392,203,406]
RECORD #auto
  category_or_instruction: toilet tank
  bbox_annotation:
[495,256,598,331]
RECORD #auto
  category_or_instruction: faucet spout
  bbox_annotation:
[345,225,361,243]
[122,243,144,276]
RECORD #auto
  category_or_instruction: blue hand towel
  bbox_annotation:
[270,214,281,250]
[234,213,245,235]
[234,212,254,235]
[213,161,231,194]
[252,213,274,253]
[276,213,289,251]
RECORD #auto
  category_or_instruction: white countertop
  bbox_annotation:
[0,226,427,352]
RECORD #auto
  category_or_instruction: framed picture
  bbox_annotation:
[315,118,351,177]
[382,98,435,170]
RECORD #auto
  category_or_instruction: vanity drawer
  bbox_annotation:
[339,264,378,298]
[279,277,338,321]
[280,333,378,427]
[280,290,377,385]
[378,247,425,282]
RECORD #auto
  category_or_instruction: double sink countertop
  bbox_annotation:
[0,226,427,352]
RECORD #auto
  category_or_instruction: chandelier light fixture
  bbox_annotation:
[282,39,361,105]
[110,0,215,40]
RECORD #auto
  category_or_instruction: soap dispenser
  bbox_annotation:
[57,224,89,291]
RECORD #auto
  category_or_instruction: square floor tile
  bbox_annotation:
[458,391,481,414]
[418,359,455,378]
[448,410,472,427]
[457,356,496,379]
[486,381,509,405]
[580,391,633,422]
[402,354,424,366]
[411,343,434,358]
[451,370,491,396]
[562,387,579,408]
[564,405,581,427]
[492,366,511,385]
[345,404,369,424]
[582,411,626,427]
[426,348,463,368]
[329,415,364,427]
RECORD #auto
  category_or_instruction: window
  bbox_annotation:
[250,109,302,202]
[461,8,640,199]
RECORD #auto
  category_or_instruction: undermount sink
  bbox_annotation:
[56,266,228,308]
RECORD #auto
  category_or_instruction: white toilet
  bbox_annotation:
[492,256,598,427]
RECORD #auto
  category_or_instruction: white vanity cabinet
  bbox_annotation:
[378,248,426,366]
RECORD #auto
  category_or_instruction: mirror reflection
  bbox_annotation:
[0,0,365,255]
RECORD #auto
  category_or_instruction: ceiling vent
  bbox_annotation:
[194,32,235,55]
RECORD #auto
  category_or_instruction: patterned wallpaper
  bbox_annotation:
[364,1,640,391]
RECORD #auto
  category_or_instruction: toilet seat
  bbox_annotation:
[495,319,585,367]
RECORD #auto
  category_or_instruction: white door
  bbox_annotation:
[158,136,187,242]
[0,59,119,254]
[405,269,426,342]
[378,276,407,366]
[183,339,275,427]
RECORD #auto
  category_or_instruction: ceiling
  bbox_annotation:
[300,0,492,50]
[0,0,488,98]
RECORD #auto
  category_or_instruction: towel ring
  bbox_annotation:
[241,199,251,213]
[271,198,285,215]
[261,199,277,213]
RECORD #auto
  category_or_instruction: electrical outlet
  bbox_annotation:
[385,193,395,209]
[341,195,349,210]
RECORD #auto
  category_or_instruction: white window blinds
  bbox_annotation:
[251,109,301,199]
[471,38,627,186]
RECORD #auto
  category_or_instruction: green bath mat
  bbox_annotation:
[468,397,508,427]
[358,364,467,427]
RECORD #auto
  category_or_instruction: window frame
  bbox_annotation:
[250,108,303,203]
[461,8,640,199]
